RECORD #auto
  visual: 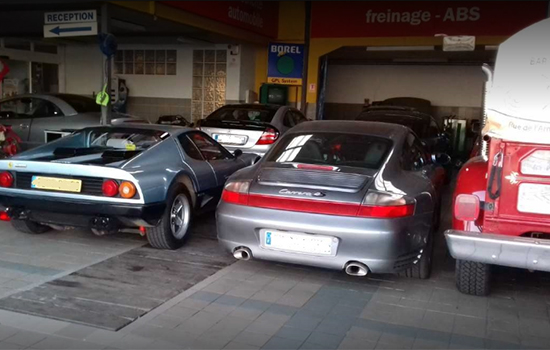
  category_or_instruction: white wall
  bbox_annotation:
[326,65,485,107]
[64,44,102,96]
[63,43,246,101]
[238,44,256,102]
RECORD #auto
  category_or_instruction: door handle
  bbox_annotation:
[19,124,29,129]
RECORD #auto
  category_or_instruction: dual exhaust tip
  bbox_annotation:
[233,247,369,277]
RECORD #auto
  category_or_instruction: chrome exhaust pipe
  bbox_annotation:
[344,261,369,277]
[233,247,252,261]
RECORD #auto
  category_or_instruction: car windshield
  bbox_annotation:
[86,128,169,150]
[206,106,278,124]
[57,94,101,113]
[266,132,392,170]
[357,112,428,137]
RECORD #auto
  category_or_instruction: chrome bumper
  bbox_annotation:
[445,230,550,272]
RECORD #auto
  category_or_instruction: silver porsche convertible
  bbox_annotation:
[0,124,258,249]
[217,121,449,278]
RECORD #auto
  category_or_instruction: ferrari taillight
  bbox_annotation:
[454,194,480,221]
[221,181,251,205]
[256,128,279,145]
[0,172,13,188]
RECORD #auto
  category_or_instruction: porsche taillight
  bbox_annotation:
[357,191,415,218]
[221,181,251,205]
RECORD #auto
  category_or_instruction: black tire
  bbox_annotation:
[146,185,193,250]
[11,219,51,234]
[455,259,491,296]
[400,232,434,279]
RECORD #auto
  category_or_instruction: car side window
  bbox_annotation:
[283,111,295,127]
[293,111,308,124]
[33,101,63,118]
[401,133,427,171]
[178,134,204,161]
[0,98,35,119]
[426,119,439,138]
[188,132,232,161]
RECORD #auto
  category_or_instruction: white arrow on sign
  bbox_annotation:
[44,22,98,38]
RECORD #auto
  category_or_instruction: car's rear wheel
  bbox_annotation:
[400,231,433,279]
[455,259,491,296]
[11,219,51,234]
[146,186,192,250]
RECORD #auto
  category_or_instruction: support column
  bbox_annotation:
[100,3,112,125]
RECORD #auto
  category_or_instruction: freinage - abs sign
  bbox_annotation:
[312,1,548,38]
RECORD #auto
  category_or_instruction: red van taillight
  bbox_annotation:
[256,128,279,145]
[454,194,480,221]
[222,183,414,219]
[221,181,251,205]
[0,172,14,188]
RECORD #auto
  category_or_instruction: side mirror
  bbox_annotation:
[431,153,451,165]
[233,149,243,158]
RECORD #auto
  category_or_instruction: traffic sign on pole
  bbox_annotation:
[44,22,98,38]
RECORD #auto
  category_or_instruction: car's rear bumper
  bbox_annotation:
[0,194,165,229]
[445,230,550,272]
[216,202,431,274]
[222,145,270,157]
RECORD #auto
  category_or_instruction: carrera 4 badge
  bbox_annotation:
[279,189,326,197]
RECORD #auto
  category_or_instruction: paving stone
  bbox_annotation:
[54,324,97,340]
[224,340,260,350]
[316,316,355,336]
[148,314,188,329]
[229,306,264,321]
[245,320,283,336]
[226,287,259,299]
[276,292,315,308]
[306,331,344,349]
[285,313,323,332]
[4,331,46,347]
[83,329,125,346]
[214,295,247,307]
[448,333,485,349]
[519,317,550,339]
[241,299,272,312]
[360,302,399,323]
[338,336,377,350]
[452,315,487,338]
[265,304,299,317]
[251,289,287,303]
[190,291,224,303]
[275,326,311,342]
[421,311,455,333]
[412,337,450,349]
[0,341,25,349]
[176,311,226,336]
[346,326,382,343]
[147,339,185,349]
[233,331,272,347]
[130,324,170,340]
[262,336,303,350]
[108,334,156,349]
[0,326,18,342]
[31,336,104,349]
[389,306,426,327]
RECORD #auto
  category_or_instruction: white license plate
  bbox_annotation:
[31,176,82,193]
[517,183,550,214]
[213,134,247,145]
[260,229,338,256]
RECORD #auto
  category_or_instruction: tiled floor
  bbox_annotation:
[0,201,548,348]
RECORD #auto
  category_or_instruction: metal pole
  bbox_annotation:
[100,3,111,125]
[300,1,311,115]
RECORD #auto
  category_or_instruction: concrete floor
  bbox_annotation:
[0,191,548,349]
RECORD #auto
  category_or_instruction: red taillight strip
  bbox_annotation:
[222,190,414,218]
[248,194,360,216]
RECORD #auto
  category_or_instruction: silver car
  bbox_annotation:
[198,104,308,157]
[217,121,448,278]
[0,124,257,250]
[0,94,141,150]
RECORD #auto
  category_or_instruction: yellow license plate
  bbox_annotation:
[31,176,82,193]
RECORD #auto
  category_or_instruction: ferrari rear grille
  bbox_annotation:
[258,168,368,190]
[15,172,105,196]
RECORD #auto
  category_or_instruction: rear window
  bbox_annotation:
[206,107,277,123]
[87,128,168,150]
[58,94,101,114]
[266,132,392,170]
[357,112,428,137]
